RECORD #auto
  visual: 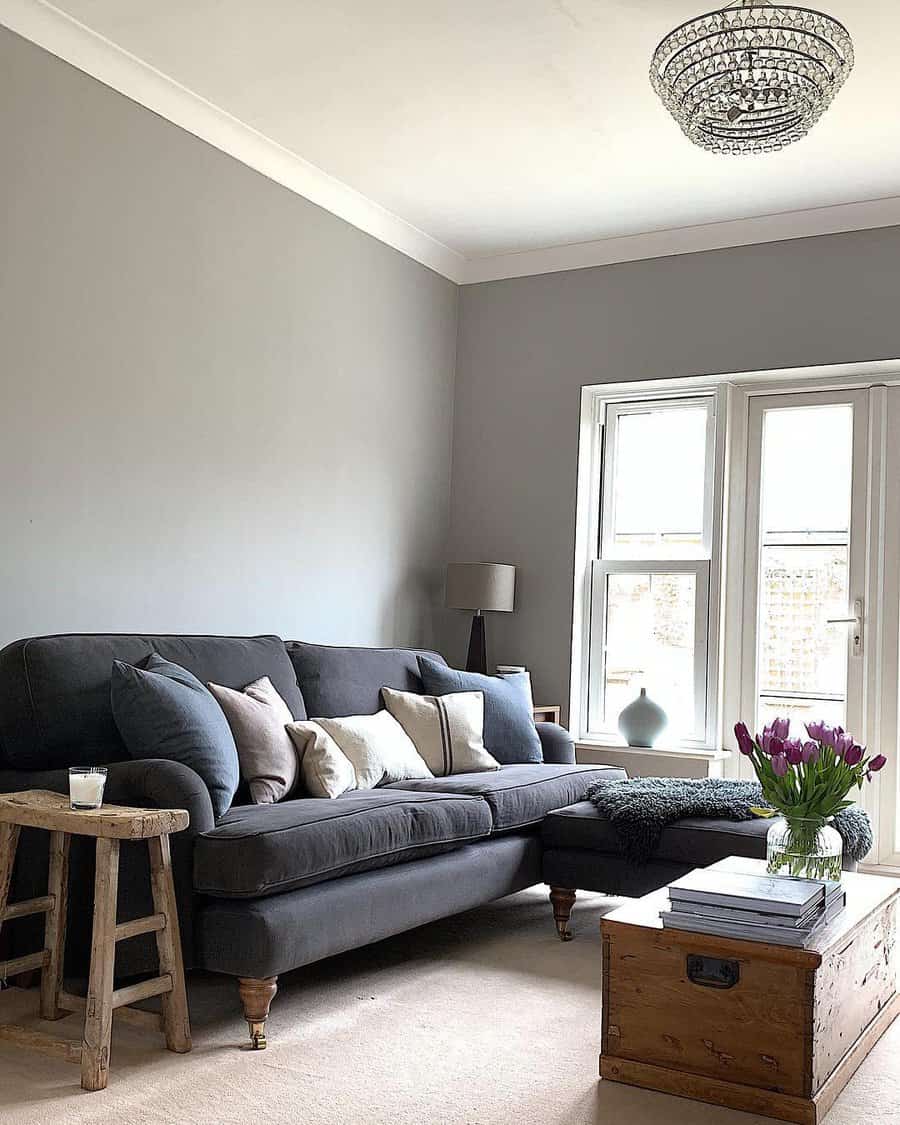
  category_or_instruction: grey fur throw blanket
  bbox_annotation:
[582,776,873,865]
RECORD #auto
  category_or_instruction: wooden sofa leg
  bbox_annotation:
[549,887,576,942]
[238,977,278,1050]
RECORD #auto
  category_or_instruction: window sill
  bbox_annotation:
[575,741,732,779]
[575,740,732,762]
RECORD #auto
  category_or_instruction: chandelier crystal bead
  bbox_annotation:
[650,0,853,153]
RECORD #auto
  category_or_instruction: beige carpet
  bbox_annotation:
[1,887,898,1125]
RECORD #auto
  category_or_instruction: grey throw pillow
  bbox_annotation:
[416,657,543,764]
[111,654,240,818]
[207,677,298,804]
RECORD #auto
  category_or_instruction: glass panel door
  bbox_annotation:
[742,390,869,766]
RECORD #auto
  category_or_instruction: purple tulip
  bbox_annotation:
[771,753,789,777]
[806,720,825,741]
[834,732,854,759]
[801,741,820,764]
[734,721,755,756]
[869,753,887,772]
[769,737,785,758]
[785,742,803,765]
[844,744,864,767]
[772,717,790,740]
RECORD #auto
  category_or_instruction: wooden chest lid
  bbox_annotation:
[602,857,900,969]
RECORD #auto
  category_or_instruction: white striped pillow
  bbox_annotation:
[381,688,499,776]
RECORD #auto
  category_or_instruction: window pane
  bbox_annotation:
[604,572,696,739]
[758,545,849,697]
[756,403,854,736]
[610,405,709,557]
[761,405,852,539]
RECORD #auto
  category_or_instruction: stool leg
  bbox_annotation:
[81,837,119,1092]
[148,834,191,1053]
[0,823,21,940]
[40,831,70,1019]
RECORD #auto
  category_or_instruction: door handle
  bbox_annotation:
[826,598,863,657]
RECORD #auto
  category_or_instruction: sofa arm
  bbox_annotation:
[536,722,576,765]
[102,759,216,835]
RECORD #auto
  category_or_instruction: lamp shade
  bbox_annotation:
[445,562,515,613]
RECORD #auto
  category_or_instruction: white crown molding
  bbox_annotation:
[4,1,900,289]
[462,195,900,284]
[0,0,467,283]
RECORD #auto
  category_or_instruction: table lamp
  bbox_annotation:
[445,562,516,674]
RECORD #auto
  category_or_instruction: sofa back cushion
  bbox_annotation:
[285,642,447,719]
[0,634,306,770]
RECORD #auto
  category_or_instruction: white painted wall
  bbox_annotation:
[0,29,458,649]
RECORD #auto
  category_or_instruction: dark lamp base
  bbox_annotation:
[465,614,487,675]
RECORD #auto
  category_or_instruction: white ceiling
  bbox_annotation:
[8,1,900,280]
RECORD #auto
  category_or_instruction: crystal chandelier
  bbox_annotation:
[650,1,854,154]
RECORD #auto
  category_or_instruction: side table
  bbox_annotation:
[0,789,192,1091]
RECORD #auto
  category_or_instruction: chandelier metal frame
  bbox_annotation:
[650,0,854,154]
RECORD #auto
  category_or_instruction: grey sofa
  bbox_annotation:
[0,633,624,1047]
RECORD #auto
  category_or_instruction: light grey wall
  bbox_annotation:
[0,29,458,649]
[447,228,900,711]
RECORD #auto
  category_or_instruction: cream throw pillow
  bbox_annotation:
[381,688,499,776]
[285,722,356,799]
[207,676,298,804]
[286,709,432,799]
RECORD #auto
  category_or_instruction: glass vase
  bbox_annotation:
[766,816,843,882]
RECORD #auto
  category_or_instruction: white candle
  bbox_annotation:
[70,773,105,808]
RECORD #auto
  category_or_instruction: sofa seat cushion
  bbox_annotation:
[542,800,772,866]
[385,764,626,834]
[193,789,493,899]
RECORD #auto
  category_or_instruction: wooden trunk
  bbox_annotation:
[600,867,900,1125]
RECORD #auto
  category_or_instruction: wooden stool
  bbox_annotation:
[0,789,192,1091]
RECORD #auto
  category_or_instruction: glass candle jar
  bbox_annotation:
[69,766,108,810]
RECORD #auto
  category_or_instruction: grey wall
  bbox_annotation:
[0,29,458,649]
[447,228,900,711]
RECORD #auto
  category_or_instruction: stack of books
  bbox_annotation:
[660,866,846,948]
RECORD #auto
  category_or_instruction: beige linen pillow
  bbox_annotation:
[286,709,433,799]
[381,687,499,776]
[208,676,298,804]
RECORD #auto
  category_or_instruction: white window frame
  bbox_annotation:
[575,388,725,749]
[571,358,900,870]
[600,397,717,560]
[738,388,870,768]
[588,559,710,741]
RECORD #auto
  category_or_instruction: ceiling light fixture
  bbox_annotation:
[650,1,854,154]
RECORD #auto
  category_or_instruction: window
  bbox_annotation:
[573,365,900,869]
[587,397,718,745]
